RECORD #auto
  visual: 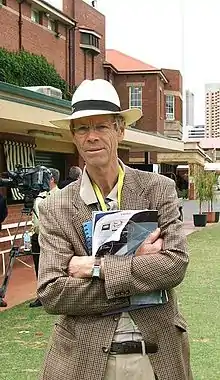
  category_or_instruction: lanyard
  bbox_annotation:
[92,165,125,211]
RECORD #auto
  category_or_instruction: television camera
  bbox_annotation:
[0,165,52,307]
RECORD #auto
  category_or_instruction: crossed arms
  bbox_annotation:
[37,180,188,316]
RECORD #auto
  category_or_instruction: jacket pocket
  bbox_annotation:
[52,323,77,355]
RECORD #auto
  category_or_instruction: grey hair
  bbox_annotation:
[49,168,60,184]
[68,166,82,181]
[114,115,126,130]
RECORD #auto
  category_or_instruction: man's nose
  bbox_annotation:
[86,128,100,141]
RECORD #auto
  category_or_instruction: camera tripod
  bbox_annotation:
[0,204,38,308]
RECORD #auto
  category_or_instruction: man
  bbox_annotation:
[37,79,192,379]
[30,168,60,308]
[59,165,82,189]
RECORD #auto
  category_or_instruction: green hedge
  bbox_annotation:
[0,48,71,99]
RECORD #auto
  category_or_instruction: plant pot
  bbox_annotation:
[215,211,220,223]
[202,211,216,223]
[193,213,207,227]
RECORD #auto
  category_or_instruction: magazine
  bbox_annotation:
[92,209,158,257]
[87,209,168,312]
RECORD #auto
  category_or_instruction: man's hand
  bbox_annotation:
[68,256,95,278]
[68,228,163,278]
[135,228,163,256]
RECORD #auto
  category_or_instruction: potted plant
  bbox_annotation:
[203,172,217,223]
[193,171,207,227]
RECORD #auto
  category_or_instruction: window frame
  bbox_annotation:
[80,32,100,51]
[129,86,142,110]
[48,18,57,32]
[165,95,175,121]
[31,9,42,24]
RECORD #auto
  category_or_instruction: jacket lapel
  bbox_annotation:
[71,181,97,254]
[121,166,150,210]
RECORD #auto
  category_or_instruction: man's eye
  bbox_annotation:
[96,125,108,131]
[77,126,88,134]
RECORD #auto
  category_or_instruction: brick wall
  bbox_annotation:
[0,1,68,79]
[113,73,165,134]
[74,0,105,84]
[163,68,182,93]
[0,2,20,51]
[163,68,183,124]
[21,3,68,80]
[0,0,105,87]
[175,96,182,123]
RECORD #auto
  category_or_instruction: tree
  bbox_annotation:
[0,48,71,99]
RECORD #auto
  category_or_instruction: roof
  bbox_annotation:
[199,138,220,150]
[105,49,158,72]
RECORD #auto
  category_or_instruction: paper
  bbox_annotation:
[88,209,168,312]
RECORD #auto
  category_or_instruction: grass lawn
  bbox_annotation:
[178,224,220,380]
[0,303,55,380]
[0,225,220,379]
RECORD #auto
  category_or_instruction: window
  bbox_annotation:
[80,32,100,49]
[129,86,142,110]
[31,9,41,24]
[81,33,90,45]
[166,95,175,120]
[48,19,56,32]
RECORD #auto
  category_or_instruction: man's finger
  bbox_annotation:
[135,237,164,256]
[144,227,161,244]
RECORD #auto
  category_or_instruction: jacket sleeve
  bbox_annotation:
[104,180,189,300]
[37,201,129,315]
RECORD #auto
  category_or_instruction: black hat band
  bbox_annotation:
[72,100,121,113]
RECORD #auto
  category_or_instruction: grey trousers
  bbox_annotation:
[104,354,156,380]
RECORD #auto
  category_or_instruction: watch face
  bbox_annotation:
[92,265,101,278]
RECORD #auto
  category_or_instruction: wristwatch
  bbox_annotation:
[92,258,101,278]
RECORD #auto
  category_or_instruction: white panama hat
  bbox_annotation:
[50,79,142,128]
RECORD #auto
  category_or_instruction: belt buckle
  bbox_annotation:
[141,340,146,356]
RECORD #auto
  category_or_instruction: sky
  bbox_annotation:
[83,0,220,127]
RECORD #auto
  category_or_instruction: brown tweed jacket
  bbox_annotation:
[37,166,193,380]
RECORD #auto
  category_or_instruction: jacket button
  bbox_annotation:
[102,346,109,353]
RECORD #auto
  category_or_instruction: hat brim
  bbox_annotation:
[50,108,142,129]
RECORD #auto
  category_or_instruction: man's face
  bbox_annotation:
[71,115,125,168]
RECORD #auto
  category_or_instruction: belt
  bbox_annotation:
[110,341,158,355]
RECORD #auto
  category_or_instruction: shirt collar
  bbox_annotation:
[80,159,125,206]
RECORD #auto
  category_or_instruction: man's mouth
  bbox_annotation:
[86,148,104,152]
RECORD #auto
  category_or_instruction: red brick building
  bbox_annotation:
[0,0,105,87]
[103,49,182,165]
[0,2,182,147]
[104,50,182,138]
